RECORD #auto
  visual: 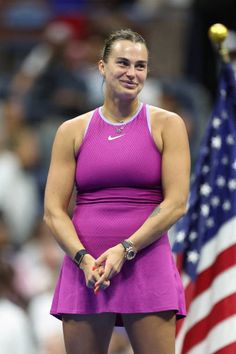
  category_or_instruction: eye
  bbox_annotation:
[117,59,129,67]
[136,63,146,70]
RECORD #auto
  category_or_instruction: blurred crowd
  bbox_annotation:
[0,0,235,353]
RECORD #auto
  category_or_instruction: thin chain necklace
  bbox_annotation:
[101,103,140,134]
[115,120,126,134]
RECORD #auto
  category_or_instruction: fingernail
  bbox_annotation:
[92,266,97,271]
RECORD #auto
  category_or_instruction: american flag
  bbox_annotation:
[173,61,236,354]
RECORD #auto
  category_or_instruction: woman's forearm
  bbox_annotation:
[43,210,84,259]
[128,199,187,251]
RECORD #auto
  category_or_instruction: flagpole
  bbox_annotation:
[208,23,230,63]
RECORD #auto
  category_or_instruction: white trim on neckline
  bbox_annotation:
[98,102,143,126]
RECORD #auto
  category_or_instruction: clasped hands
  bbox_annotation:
[80,244,125,294]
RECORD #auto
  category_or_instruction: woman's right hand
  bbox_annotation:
[80,254,110,293]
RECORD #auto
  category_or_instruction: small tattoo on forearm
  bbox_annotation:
[149,206,162,218]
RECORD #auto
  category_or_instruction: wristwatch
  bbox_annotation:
[121,240,137,260]
[74,249,88,269]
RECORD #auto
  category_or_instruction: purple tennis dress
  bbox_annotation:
[51,102,186,325]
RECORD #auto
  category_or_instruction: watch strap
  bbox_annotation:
[121,240,135,250]
[74,249,88,268]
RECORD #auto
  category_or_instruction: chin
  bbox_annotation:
[119,92,137,100]
[120,87,141,100]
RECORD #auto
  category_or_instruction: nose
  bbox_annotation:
[126,65,135,78]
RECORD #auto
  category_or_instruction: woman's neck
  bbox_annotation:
[102,98,140,123]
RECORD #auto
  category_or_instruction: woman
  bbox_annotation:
[44,29,190,354]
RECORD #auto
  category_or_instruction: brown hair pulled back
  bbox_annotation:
[101,29,148,63]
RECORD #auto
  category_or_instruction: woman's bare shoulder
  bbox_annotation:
[149,105,184,128]
[53,110,95,155]
[58,110,95,134]
[148,105,187,152]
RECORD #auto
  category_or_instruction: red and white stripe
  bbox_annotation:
[176,216,236,354]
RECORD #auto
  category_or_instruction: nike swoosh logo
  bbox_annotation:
[108,134,125,141]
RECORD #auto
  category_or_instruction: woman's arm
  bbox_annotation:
[44,119,84,259]
[128,111,191,250]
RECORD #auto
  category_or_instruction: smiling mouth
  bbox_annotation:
[120,81,138,88]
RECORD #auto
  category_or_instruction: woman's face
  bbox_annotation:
[99,40,148,100]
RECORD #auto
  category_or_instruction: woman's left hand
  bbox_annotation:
[94,244,125,292]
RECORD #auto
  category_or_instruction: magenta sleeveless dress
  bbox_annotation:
[50,103,186,325]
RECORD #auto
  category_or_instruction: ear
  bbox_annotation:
[98,59,105,76]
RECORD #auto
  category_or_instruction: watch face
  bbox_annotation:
[126,249,136,260]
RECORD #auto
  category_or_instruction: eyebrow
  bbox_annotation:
[116,57,148,64]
